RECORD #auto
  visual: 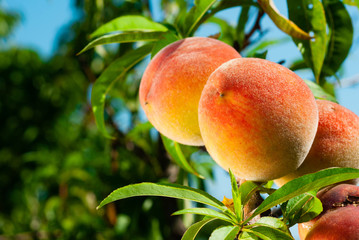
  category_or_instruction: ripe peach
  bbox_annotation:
[139,37,240,146]
[299,184,359,240]
[275,100,359,186]
[198,58,318,181]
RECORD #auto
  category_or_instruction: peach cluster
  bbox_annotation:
[139,37,359,182]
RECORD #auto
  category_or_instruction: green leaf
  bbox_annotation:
[91,44,152,138]
[78,31,164,54]
[207,17,235,45]
[236,6,250,50]
[97,182,225,210]
[239,181,260,206]
[151,31,180,58]
[258,0,311,39]
[245,167,359,224]
[304,79,337,102]
[287,0,327,81]
[90,15,168,38]
[282,191,322,227]
[229,170,243,221]
[239,231,259,240]
[212,0,258,14]
[161,135,204,178]
[343,0,359,8]
[245,38,289,57]
[244,225,294,240]
[172,208,234,223]
[321,0,353,77]
[182,0,218,36]
[209,225,240,240]
[182,217,217,240]
[256,217,288,232]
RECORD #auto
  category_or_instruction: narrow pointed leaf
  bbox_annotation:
[182,217,217,240]
[304,79,337,102]
[255,217,287,232]
[91,44,152,138]
[209,226,240,240]
[182,0,218,36]
[244,225,294,240]
[245,167,359,224]
[212,0,258,14]
[79,31,164,54]
[90,15,168,38]
[161,135,204,178]
[287,0,327,81]
[239,181,260,206]
[321,0,353,77]
[258,0,311,40]
[343,0,359,8]
[236,5,250,49]
[282,191,322,226]
[172,208,234,223]
[229,170,243,221]
[97,182,225,210]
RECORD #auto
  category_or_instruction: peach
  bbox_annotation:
[198,58,318,181]
[299,184,359,240]
[275,100,359,186]
[139,37,240,146]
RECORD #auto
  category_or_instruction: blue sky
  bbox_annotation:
[3,0,359,115]
[2,1,359,239]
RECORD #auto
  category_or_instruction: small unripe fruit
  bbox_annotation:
[276,100,359,186]
[299,184,359,240]
[139,37,241,146]
[198,58,318,181]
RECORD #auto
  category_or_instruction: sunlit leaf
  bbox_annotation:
[90,15,168,38]
[287,0,327,81]
[245,168,359,224]
[255,217,288,232]
[258,0,311,40]
[243,225,294,240]
[304,79,337,102]
[91,44,152,138]
[161,135,204,178]
[182,217,217,240]
[229,170,243,221]
[209,225,240,240]
[78,31,164,54]
[239,181,260,206]
[172,208,235,223]
[343,0,359,8]
[321,0,353,77]
[97,182,225,210]
[212,0,258,14]
[182,0,218,36]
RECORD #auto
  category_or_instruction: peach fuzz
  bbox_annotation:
[198,58,318,181]
[275,100,359,186]
[139,37,241,146]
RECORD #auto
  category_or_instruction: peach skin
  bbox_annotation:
[139,37,240,146]
[275,100,359,186]
[198,58,318,181]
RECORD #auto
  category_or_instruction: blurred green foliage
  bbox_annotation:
[0,1,186,239]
